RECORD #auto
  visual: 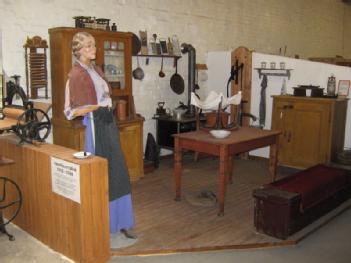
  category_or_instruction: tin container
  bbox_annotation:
[116,99,127,121]
[327,75,336,96]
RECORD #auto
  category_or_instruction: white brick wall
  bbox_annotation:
[344,5,351,57]
[0,0,350,150]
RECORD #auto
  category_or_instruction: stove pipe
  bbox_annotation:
[181,43,196,117]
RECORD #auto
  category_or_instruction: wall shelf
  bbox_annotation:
[254,68,293,80]
[134,54,181,66]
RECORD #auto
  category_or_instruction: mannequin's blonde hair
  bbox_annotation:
[72,31,94,59]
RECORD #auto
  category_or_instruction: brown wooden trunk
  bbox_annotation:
[253,165,351,239]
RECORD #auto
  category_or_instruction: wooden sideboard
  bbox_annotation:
[49,27,144,182]
[0,135,110,263]
[271,95,348,169]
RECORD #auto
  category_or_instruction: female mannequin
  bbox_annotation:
[64,32,137,247]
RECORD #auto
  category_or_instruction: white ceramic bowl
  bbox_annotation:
[73,151,92,159]
[209,129,231,139]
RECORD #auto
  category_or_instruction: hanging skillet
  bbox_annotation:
[170,62,184,95]
[130,32,141,55]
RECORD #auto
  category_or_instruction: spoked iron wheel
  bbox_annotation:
[14,108,51,144]
[0,177,22,241]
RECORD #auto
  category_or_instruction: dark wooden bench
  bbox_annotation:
[253,164,351,239]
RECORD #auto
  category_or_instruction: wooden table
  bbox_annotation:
[173,127,281,216]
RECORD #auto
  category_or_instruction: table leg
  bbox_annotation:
[218,146,228,216]
[174,137,182,201]
[269,140,278,182]
[227,155,233,184]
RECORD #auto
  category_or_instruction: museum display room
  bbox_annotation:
[1,1,351,263]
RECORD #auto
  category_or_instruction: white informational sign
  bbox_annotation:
[51,157,80,203]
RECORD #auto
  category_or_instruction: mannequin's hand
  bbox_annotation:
[73,105,99,117]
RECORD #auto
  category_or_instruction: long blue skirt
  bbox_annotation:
[83,113,135,233]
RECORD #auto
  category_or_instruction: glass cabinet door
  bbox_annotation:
[103,39,125,89]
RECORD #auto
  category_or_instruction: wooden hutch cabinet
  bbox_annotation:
[49,27,144,181]
[271,95,348,169]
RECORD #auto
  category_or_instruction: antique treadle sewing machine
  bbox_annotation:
[0,75,51,241]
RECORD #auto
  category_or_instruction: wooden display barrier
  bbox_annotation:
[0,135,110,263]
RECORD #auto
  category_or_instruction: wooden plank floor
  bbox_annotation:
[111,155,350,256]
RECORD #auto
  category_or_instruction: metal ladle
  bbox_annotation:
[132,56,144,80]
[159,56,165,78]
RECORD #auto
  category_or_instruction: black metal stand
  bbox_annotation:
[0,176,22,241]
[0,211,15,241]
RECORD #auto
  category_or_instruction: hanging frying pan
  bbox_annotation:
[130,32,141,55]
[170,62,184,95]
